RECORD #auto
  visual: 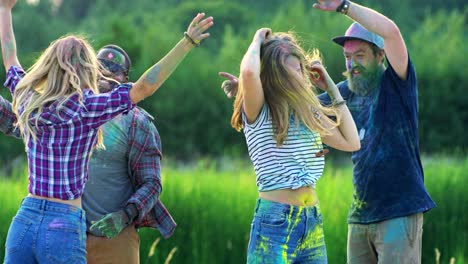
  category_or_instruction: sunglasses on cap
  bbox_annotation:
[99,59,128,75]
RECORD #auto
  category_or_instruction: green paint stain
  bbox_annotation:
[299,220,325,251]
[282,207,304,263]
[258,235,270,254]
[352,191,368,211]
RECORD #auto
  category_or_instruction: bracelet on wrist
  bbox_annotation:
[184,32,200,47]
[336,0,350,15]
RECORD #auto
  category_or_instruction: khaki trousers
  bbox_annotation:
[347,213,423,264]
[87,225,140,264]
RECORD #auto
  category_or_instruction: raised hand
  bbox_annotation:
[0,0,20,71]
[312,0,342,12]
[253,28,272,43]
[185,13,214,46]
[89,210,128,239]
[307,60,335,92]
[0,0,16,10]
[218,72,238,98]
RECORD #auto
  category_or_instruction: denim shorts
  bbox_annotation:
[4,197,86,264]
[247,198,327,264]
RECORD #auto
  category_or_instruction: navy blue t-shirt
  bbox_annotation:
[319,57,435,224]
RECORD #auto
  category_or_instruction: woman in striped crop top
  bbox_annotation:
[1,1,213,262]
[231,29,360,263]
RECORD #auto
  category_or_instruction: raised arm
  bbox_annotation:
[240,28,271,124]
[313,0,408,79]
[0,0,20,72]
[129,13,214,104]
[309,60,360,151]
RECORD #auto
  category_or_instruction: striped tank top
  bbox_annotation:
[242,104,325,191]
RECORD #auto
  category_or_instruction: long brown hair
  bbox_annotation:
[12,35,104,148]
[231,32,340,145]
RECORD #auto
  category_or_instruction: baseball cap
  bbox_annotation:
[97,45,131,75]
[332,22,384,49]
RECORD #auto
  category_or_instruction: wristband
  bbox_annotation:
[336,0,350,15]
[184,32,200,47]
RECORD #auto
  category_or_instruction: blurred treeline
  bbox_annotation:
[0,0,466,166]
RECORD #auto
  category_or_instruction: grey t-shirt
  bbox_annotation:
[82,110,135,236]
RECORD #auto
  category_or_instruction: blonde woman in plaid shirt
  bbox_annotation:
[0,0,213,263]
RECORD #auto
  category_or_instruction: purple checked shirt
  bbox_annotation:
[4,66,135,200]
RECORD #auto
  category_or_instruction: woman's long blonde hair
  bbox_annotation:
[231,32,341,145]
[12,35,104,148]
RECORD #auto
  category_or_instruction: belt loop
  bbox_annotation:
[40,199,47,211]
[313,205,319,219]
[255,198,261,213]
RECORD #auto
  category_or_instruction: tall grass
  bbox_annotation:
[0,157,466,263]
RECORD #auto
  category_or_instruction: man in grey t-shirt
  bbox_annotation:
[84,45,176,264]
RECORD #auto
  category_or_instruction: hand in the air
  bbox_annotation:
[218,72,239,98]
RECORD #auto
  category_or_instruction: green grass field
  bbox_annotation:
[0,156,466,263]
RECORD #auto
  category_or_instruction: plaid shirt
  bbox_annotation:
[0,95,19,137]
[4,66,135,200]
[126,108,176,238]
[1,91,176,238]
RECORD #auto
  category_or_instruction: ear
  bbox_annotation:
[377,50,385,64]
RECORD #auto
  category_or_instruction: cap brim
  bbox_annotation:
[332,36,367,47]
[332,36,384,49]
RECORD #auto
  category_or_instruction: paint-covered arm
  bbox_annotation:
[0,0,21,72]
[240,28,271,124]
[312,0,408,80]
[129,13,214,104]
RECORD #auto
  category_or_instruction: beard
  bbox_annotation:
[344,62,383,96]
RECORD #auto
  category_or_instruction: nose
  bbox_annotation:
[346,58,353,71]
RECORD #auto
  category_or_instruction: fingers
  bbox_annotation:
[218,72,237,81]
[198,32,211,42]
[187,12,214,45]
[312,3,325,10]
[197,16,214,32]
[308,61,325,73]
[254,28,272,42]
[260,28,272,39]
[189,13,205,29]
[89,219,118,238]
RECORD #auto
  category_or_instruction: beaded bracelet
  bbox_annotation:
[184,32,200,47]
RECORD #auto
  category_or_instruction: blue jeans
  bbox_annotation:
[247,198,327,264]
[4,197,86,264]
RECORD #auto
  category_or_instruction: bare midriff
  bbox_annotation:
[28,194,82,209]
[259,185,318,207]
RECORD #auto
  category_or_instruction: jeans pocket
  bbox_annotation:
[260,213,287,227]
[5,213,33,254]
[45,217,86,263]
